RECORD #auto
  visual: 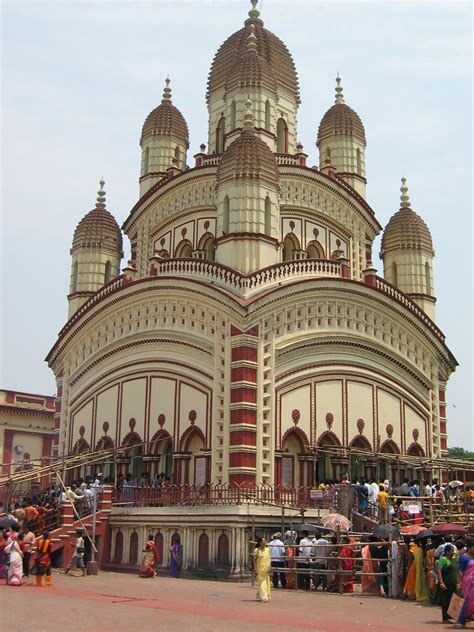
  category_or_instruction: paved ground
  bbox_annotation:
[0,571,466,631]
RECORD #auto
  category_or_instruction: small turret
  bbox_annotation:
[380,178,436,320]
[68,179,123,318]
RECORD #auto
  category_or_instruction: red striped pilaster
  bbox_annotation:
[229,325,259,486]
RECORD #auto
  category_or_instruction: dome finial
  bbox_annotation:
[248,0,260,20]
[96,177,106,209]
[243,97,255,132]
[247,23,258,53]
[400,176,411,208]
[335,74,344,105]
[162,76,172,104]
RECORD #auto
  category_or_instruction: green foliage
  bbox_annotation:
[448,446,474,460]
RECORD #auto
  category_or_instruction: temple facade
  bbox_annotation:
[47,1,457,494]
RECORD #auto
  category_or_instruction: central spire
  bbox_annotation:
[335,74,345,105]
[96,178,106,209]
[246,0,263,25]
[161,76,172,104]
[400,177,411,208]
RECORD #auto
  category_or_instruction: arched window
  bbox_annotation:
[143,146,150,175]
[392,261,398,286]
[71,261,78,293]
[407,443,425,457]
[326,147,331,161]
[174,145,181,165]
[174,239,193,258]
[198,232,215,261]
[264,196,271,236]
[198,533,209,568]
[114,531,123,564]
[216,117,225,153]
[277,118,288,153]
[223,196,230,234]
[282,433,300,487]
[129,532,138,564]
[425,262,431,294]
[104,260,112,284]
[306,240,325,259]
[282,233,300,262]
[230,101,236,130]
[265,100,271,130]
[356,148,362,175]
[217,534,230,567]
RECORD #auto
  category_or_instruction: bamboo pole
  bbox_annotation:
[56,471,98,554]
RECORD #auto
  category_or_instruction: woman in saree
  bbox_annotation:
[168,538,182,578]
[414,541,428,602]
[252,536,271,602]
[455,538,474,628]
[437,544,458,622]
[335,536,354,593]
[5,530,23,586]
[403,540,419,600]
[139,534,160,578]
[0,530,8,581]
[35,531,53,586]
[361,538,379,595]
[283,531,296,590]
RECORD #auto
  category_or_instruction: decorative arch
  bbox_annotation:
[265,100,271,130]
[356,147,362,175]
[425,262,431,294]
[306,240,325,259]
[216,116,225,153]
[72,437,90,455]
[174,145,181,165]
[180,425,206,453]
[129,532,139,564]
[281,427,309,452]
[230,101,236,130]
[114,531,123,564]
[217,533,230,567]
[197,232,216,261]
[174,239,193,258]
[95,435,114,451]
[407,442,425,457]
[349,435,372,451]
[121,431,142,448]
[277,117,288,153]
[317,431,342,447]
[264,196,272,236]
[154,532,164,564]
[222,196,230,234]
[392,261,398,286]
[198,532,209,568]
[104,260,112,284]
[143,146,150,174]
[71,261,78,293]
[380,439,400,454]
[283,233,300,262]
[149,429,172,455]
[171,532,181,545]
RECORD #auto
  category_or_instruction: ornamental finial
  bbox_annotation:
[162,76,172,103]
[248,0,260,19]
[96,177,106,209]
[335,73,344,105]
[400,177,411,208]
[243,97,254,132]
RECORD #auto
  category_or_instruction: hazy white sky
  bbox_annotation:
[1,0,472,448]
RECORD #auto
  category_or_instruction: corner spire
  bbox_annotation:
[243,98,255,132]
[96,178,106,209]
[161,76,172,104]
[246,23,258,53]
[335,74,344,105]
[400,177,411,208]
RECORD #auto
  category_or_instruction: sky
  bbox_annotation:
[1,0,472,449]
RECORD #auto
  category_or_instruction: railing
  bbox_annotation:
[275,153,299,166]
[201,154,221,166]
[112,484,336,509]
[375,277,445,341]
[154,258,343,298]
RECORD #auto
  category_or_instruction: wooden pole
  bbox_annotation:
[56,471,98,554]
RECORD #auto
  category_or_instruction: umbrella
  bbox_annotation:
[432,523,468,535]
[321,513,352,532]
[414,529,435,542]
[400,524,426,536]
[448,481,464,488]
[373,524,399,540]
[0,516,19,530]
[292,523,321,533]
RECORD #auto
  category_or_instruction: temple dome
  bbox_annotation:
[140,79,189,146]
[381,179,433,255]
[207,4,299,103]
[225,31,277,93]
[317,77,366,146]
[72,179,123,252]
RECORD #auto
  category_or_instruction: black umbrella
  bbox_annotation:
[0,516,19,530]
[372,524,399,540]
[292,523,321,533]
[414,529,435,542]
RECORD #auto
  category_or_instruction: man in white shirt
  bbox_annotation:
[268,532,286,588]
[312,531,329,590]
[368,480,380,512]
[298,530,313,590]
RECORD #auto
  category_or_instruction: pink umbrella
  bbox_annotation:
[400,524,426,536]
[432,523,468,535]
[321,513,352,532]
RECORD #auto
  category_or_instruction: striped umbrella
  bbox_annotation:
[321,513,352,532]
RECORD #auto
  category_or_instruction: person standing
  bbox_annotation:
[35,531,52,586]
[252,537,271,603]
[268,532,286,589]
[298,530,312,591]
[168,538,182,578]
[22,523,36,579]
[65,529,86,576]
[437,544,458,623]
[312,531,329,591]
[5,530,23,585]
[139,534,161,578]
[455,538,474,629]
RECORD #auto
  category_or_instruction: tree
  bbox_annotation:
[448,446,474,460]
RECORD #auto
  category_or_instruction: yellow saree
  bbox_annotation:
[252,547,271,602]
